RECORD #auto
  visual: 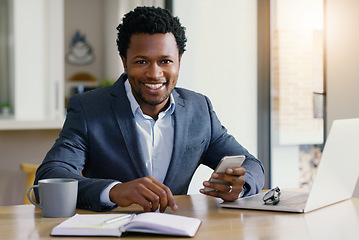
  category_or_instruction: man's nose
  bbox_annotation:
[146,63,163,79]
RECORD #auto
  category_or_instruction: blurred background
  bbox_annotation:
[1,0,358,205]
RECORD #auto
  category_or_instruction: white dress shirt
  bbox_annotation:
[100,80,175,205]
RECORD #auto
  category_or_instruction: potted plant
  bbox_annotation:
[1,102,10,116]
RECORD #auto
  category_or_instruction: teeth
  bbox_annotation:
[145,83,163,89]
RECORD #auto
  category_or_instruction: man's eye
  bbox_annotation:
[161,59,172,64]
[136,60,146,64]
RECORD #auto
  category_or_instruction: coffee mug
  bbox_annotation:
[27,178,78,218]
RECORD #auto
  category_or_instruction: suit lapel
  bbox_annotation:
[110,75,148,177]
[164,90,188,187]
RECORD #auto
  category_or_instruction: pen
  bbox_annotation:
[102,213,136,225]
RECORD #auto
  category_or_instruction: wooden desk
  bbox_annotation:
[1,194,359,239]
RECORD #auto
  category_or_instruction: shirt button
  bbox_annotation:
[146,162,151,168]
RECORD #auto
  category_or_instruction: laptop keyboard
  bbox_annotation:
[279,193,309,208]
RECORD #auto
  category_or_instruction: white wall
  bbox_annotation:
[174,0,258,153]
[325,0,359,197]
[173,0,258,194]
[104,0,123,79]
[326,0,359,131]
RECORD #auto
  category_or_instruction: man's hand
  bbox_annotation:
[109,176,178,212]
[200,167,246,201]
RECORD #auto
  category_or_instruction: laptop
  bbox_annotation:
[221,118,359,213]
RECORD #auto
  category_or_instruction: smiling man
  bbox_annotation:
[122,33,180,120]
[35,6,265,213]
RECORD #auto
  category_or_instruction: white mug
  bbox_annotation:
[27,178,78,218]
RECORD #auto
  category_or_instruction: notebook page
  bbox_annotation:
[124,212,201,237]
[51,214,132,237]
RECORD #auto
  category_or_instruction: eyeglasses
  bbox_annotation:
[263,186,281,205]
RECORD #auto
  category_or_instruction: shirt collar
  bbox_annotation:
[124,79,175,117]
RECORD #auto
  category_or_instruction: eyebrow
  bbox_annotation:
[133,55,147,59]
[132,55,175,60]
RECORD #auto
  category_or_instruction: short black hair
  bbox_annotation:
[116,6,187,59]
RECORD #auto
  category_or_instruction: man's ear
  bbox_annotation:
[179,54,183,66]
[120,55,127,73]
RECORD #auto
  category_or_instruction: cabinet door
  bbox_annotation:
[13,0,64,120]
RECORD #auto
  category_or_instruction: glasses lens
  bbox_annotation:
[263,190,274,201]
[263,187,281,205]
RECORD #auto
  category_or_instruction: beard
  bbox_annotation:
[136,88,172,106]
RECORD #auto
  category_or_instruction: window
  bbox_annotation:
[270,0,324,189]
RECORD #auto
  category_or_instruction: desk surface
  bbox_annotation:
[1,194,359,240]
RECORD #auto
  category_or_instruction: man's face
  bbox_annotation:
[121,33,181,110]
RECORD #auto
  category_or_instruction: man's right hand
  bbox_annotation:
[109,176,178,213]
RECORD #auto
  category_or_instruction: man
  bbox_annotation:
[35,6,264,212]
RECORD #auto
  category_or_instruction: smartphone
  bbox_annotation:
[204,155,246,192]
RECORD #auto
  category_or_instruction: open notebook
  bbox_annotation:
[221,118,359,213]
[51,212,201,237]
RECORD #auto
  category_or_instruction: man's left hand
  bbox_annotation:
[200,167,246,201]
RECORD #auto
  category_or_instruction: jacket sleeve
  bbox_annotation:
[202,96,265,196]
[35,96,117,212]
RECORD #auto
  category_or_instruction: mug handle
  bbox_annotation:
[27,185,42,208]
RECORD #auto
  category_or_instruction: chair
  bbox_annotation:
[20,163,38,204]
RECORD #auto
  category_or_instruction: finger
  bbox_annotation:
[150,177,178,212]
[212,173,246,187]
[137,178,164,211]
[202,175,244,200]
[153,184,177,212]
[147,177,170,212]
[144,184,166,212]
[203,180,233,193]
[226,166,246,176]
[131,188,154,212]
[109,178,172,212]
[144,177,177,212]
[200,188,221,198]
[201,184,242,201]
[165,188,178,212]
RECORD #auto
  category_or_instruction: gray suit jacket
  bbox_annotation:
[35,73,264,212]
